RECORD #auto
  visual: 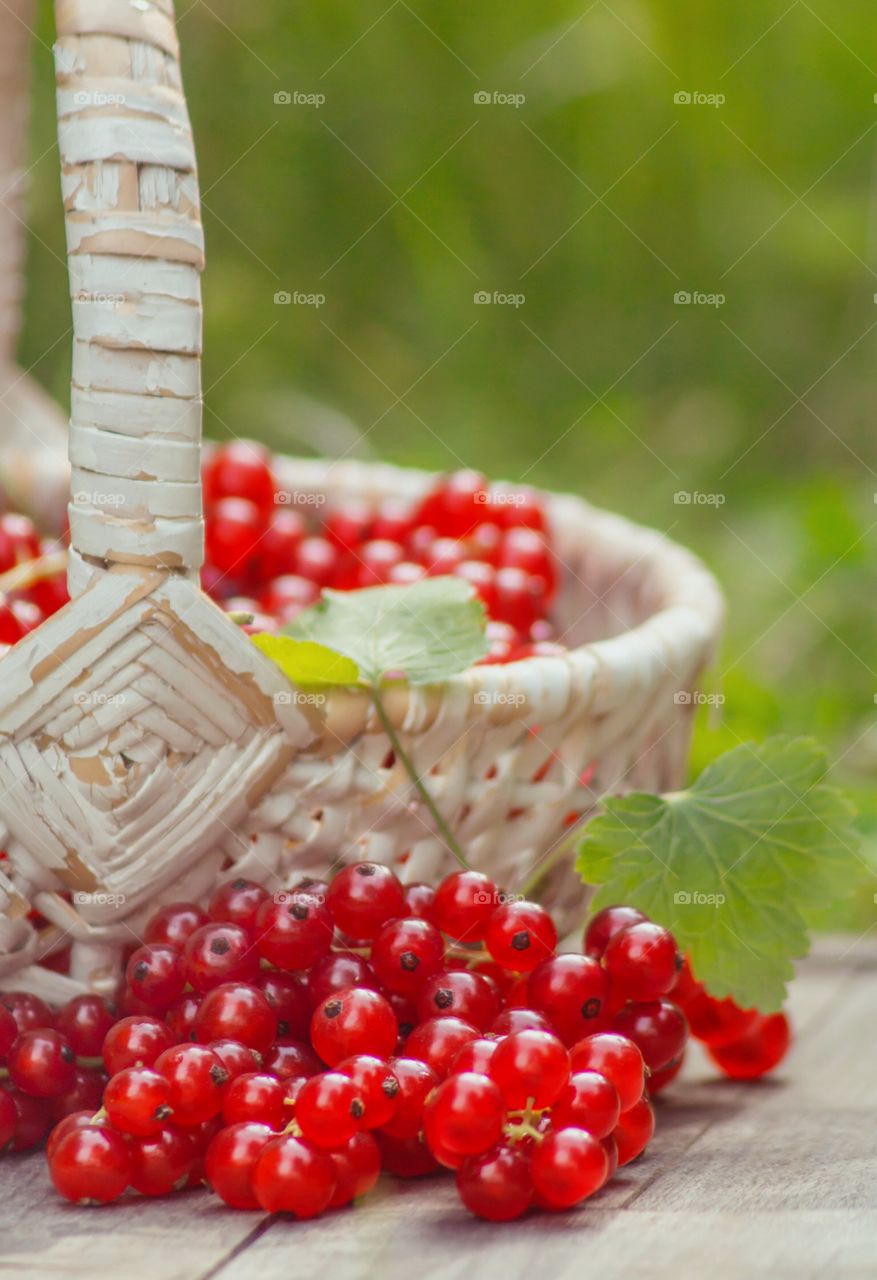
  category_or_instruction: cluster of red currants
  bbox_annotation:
[0,511,69,645]
[201,440,562,658]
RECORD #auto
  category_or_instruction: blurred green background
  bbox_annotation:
[21,2,877,916]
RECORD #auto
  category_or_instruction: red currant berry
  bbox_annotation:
[102,1015,174,1075]
[208,1039,263,1081]
[294,535,340,588]
[646,1055,684,1095]
[104,1066,173,1136]
[531,1127,608,1208]
[527,953,609,1043]
[0,1088,16,1147]
[379,1057,438,1139]
[5,1087,51,1150]
[47,1110,100,1162]
[208,877,270,932]
[375,1131,441,1178]
[432,870,498,942]
[155,1044,230,1126]
[165,993,202,1043]
[254,969,311,1039]
[144,901,209,948]
[206,1121,275,1209]
[194,982,277,1053]
[492,565,543,633]
[126,943,186,1011]
[8,1029,76,1098]
[256,508,307,580]
[0,991,53,1034]
[203,440,277,512]
[129,1125,195,1196]
[294,1070,365,1149]
[328,1131,381,1207]
[453,559,497,612]
[184,922,259,993]
[449,1036,500,1076]
[311,989,398,1067]
[254,894,333,972]
[550,1070,620,1138]
[488,1007,555,1037]
[222,1072,287,1129]
[205,497,265,575]
[416,969,500,1029]
[669,954,703,1005]
[55,995,115,1058]
[262,1038,323,1081]
[50,1066,106,1122]
[569,1032,646,1112]
[485,900,557,974]
[404,1016,479,1079]
[402,881,436,920]
[706,1012,791,1080]
[603,922,680,1001]
[611,1000,688,1072]
[456,1143,533,1221]
[252,1134,336,1217]
[337,1055,399,1129]
[326,862,406,940]
[583,905,648,959]
[683,991,759,1047]
[424,1072,505,1163]
[49,1124,132,1204]
[489,1030,569,1110]
[260,573,319,620]
[307,952,380,1010]
[613,1095,655,1165]
[370,917,445,995]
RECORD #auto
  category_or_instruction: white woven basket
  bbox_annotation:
[0,0,724,1000]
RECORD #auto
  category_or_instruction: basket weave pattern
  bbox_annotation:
[0,1,723,998]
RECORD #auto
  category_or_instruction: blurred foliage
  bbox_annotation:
[19,1,877,918]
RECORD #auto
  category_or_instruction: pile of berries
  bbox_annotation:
[6,861,789,1219]
[0,511,68,646]
[201,440,562,661]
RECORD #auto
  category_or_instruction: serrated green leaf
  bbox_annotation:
[577,737,861,1011]
[250,633,360,686]
[283,576,488,685]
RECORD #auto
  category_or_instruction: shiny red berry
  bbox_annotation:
[310,989,398,1067]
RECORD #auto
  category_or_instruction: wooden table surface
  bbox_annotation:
[0,934,874,1280]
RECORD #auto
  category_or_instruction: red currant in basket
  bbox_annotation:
[256,509,307,580]
[569,1032,646,1112]
[8,1029,76,1098]
[255,970,312,1039]
[103,1015,174,1075]
[104,1067,174,1136]
[126,943,187,1011]
[155,1044,230,1126]
[0,1003,20,1059]
[424,1071,505,1162]
[203,440,277,512]
[205,497,264,576]
[194,982,277,1053]
[484,900,557,973]
[370,917,445,995]
[184,922,259,993]
[613,1095,655,1166]
[0,991,54,1035]
[456,1143,533,1221]
[611,1000,688,1072]
[254,894,334,972]
[295,1071,366,1149]
[208,877,270,933]
[432,870,498,942]
[307,952,379,1008]
[489,1029,569,1110]
[603,922,680,1001]
[49,1124,132,1205]
[310,989,398,1067]
[144,901,209,949]
[706,1011,791,1080]
[206,1121,275,1210]
[531,1127,608,1208]
[550,1070,620,1139]
[526,953,609,1043]
[583,905,648,959]
[416,970,500,1030]
[55,995,115,1059]
[326,862,406,940]
[252,1134,337,1217]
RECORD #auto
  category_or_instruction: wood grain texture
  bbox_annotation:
[0,936,872,1280]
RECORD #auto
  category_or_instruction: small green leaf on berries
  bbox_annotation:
[283,576,488,685]
[577,737,861,1011]
[250,634,360,686]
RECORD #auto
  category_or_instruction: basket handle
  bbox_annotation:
[55,0,204,592]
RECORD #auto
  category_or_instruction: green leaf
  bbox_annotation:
[250,633,360,686]
[283,576,488,685]
[577,737,861,1011]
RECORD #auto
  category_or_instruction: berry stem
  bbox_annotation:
[369,686,470,870]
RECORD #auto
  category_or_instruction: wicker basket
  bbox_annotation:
[0,0,724,1000]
